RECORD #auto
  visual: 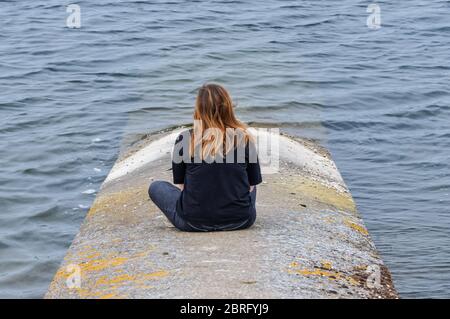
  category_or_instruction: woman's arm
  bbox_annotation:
[246,141,263,191]
[172,132,188,187]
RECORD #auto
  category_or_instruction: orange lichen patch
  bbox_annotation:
[289,268,361,287]
[53,256,129,283]
[99,293,123,299]
[288,262,360,286]
[78,249,101,259]
[288,268,343,280]
[344,219,369,236]
[51,247,156,288]
[289,261,299,268]
[84,252,101,259]
[141,270,169,279]
[56,269,166,299]
[132,246,156,259]
[75,287,126,299]
[76,288,106,298]
[321,261,333,270]
[53,268,72,281]
[347,276,360,286]
[96,274,134,286]
[353,265,369,271]
[79,256,129,273]
[75,247,103,261]
[95,271,169,288]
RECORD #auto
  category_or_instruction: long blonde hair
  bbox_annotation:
[190,83,252,159]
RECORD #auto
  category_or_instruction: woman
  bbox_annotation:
[148,83,262,232]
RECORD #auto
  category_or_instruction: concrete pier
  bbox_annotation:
[46,127,397,299]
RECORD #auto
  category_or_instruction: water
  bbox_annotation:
[0,0,449,298]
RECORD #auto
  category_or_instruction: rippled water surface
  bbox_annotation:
[1,0,449,298]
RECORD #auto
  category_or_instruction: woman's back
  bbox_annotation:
[173,131,262,229]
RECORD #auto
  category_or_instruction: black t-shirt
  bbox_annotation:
[172,130,262,228]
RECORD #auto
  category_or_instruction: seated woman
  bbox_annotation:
[148,83,262,232]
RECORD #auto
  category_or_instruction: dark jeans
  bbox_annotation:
[148,180,257,232]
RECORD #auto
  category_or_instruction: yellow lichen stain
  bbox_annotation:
[289,261,299,268]
[53,256,129,283]
[288,268,343,280]
[273,176,357,212]
[344,219,369,236]
[134,251,148,258]
[85,252,101,259]
[53,268,71,281]
[141,270,169,279]
[95,270,169,288]
[80,256,129,273]
[87,188,146,217]
[48,245,161,298]
[347,276,360,286]
[321,261,333,270]
[60,269,166,299]
[353,265,368,271]
[76,247,102,260]
[288,262,360,287]
[96,274,133,286]
[51,246,157,288]
[75,288,125,299]
[76,288,104,298]
[99,293,122,299]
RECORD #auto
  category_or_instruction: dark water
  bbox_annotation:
[0,0,449,298]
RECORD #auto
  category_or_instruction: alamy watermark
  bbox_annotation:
[367,4,381,30]
[65,264,81,289]
[366,264,382,289]
[66,4,81,28]
[66,4,381,30]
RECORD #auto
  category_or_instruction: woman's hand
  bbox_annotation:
[250,185,254,192]
[176,184,184,191]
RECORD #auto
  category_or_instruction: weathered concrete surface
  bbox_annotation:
[46,127,398,299]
